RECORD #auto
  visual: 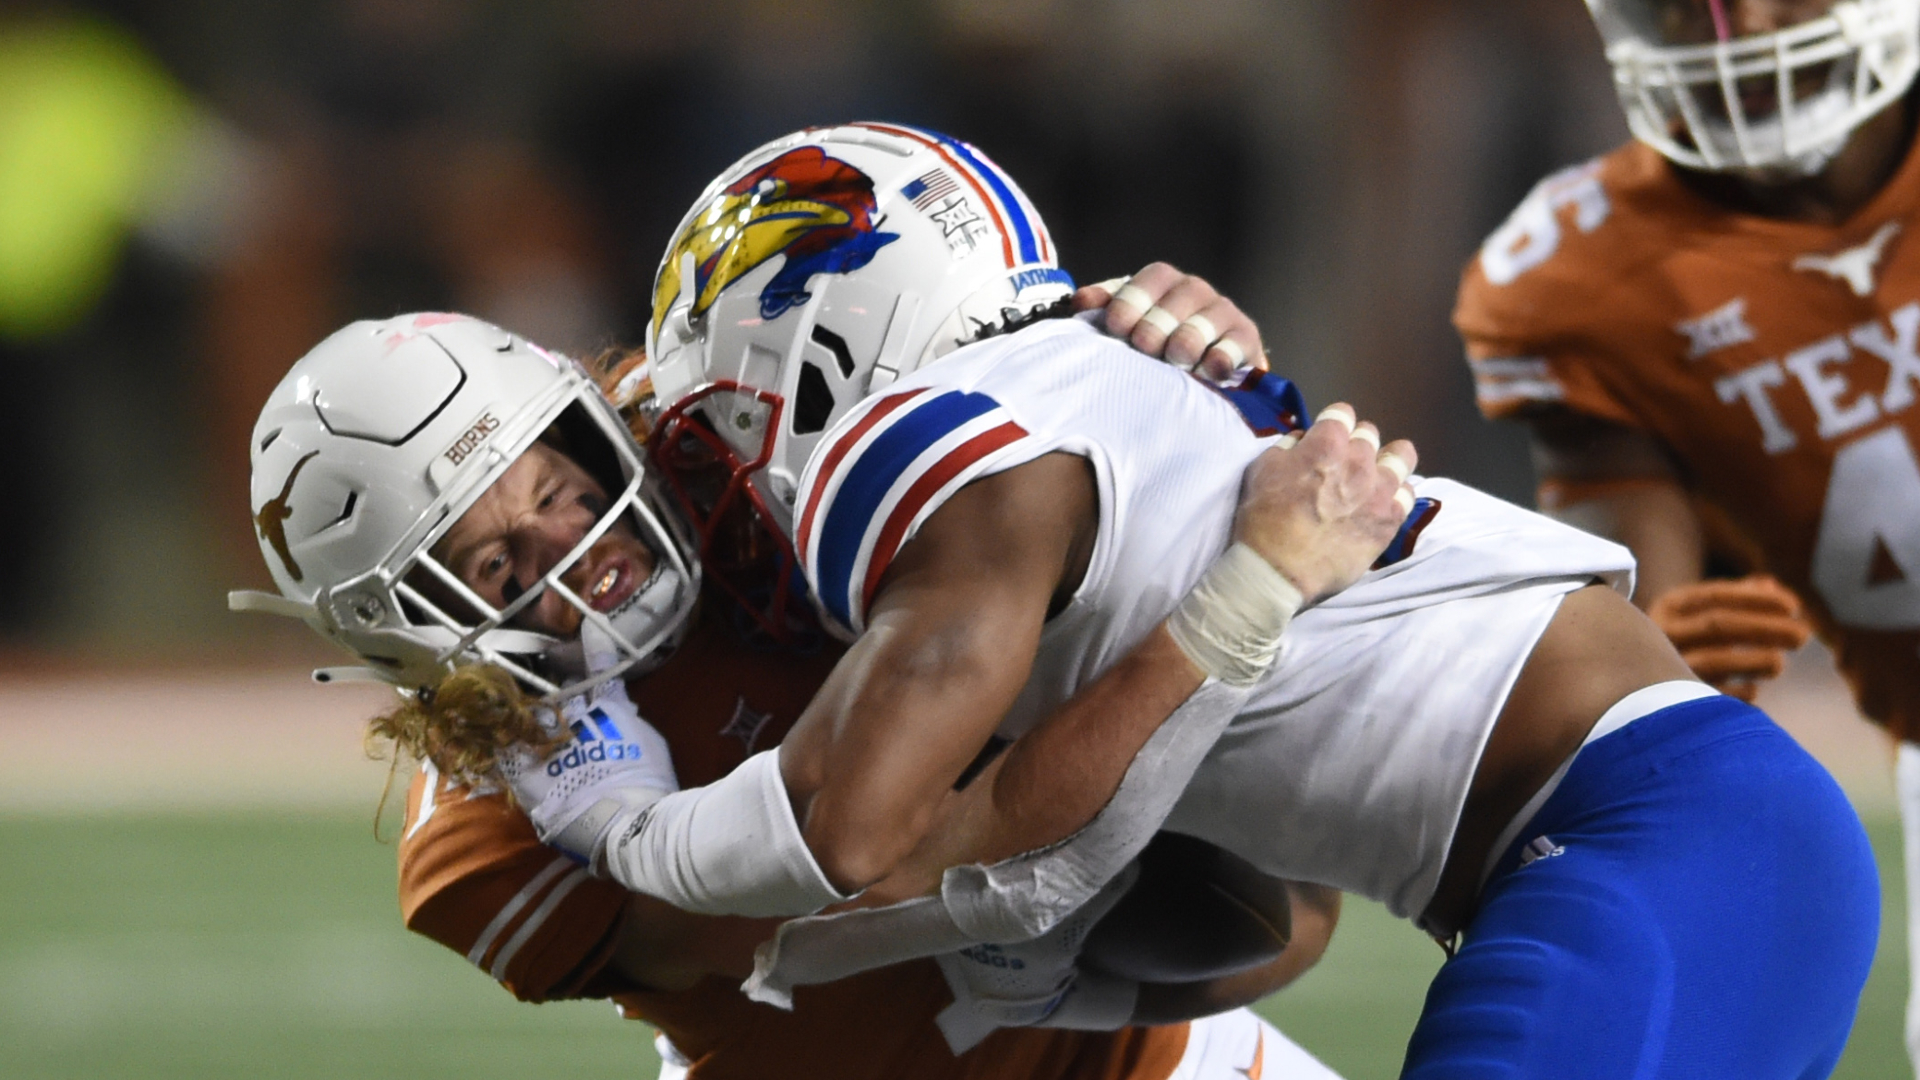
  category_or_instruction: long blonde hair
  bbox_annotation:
[365,664,565,785]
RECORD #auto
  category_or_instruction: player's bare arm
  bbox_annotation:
[606,893,775,990]
[777,451,1098,891]
[1526,406,1703,604]
[819,450,1696,946]
[1526,406,1812,700]
[781,410,1415,895]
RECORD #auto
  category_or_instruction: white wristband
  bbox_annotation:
[600,749,852,917]
[1163,542,1303,687]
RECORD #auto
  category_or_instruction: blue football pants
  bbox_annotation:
[1403,695,1879,1079]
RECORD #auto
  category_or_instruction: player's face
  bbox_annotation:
[433,441,658,637]
[1642,0,1845,128]
[1643,0,1836,44]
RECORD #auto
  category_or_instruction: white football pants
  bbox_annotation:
[1899,743,1920,1077]
[653,1007,1342,1079]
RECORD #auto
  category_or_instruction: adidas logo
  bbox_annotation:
[545,706,649,777]
[957,944,1027,970]
[1520,835,1565,866]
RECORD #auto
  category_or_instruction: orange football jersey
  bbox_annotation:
[1456,138,1920,740]
[397,601,1190,1079]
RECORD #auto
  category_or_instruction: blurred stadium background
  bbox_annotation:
[0,1,1906,1077]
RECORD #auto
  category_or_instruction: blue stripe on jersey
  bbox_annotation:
[1375,497,1440,568]
[814,390,1005,628]
[1218,371,1309,437]
[933,132,1040,265]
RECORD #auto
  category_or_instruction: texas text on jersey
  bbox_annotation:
[1456,137,1920,738]
[397,599,1190,1080]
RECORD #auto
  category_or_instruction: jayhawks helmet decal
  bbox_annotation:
[652,145,898,341]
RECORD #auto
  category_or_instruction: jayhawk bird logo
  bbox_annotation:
[255,450,319,582]
[652,145,898,341]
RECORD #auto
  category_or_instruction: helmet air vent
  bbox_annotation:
[793,361,835,435]
[811,324,858,378]
[320,490,358,532]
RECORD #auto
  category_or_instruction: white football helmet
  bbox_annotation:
[1590,0,1920,175]
[643,122,1071,642]
[229,313,700,700]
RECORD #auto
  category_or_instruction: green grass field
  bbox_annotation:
[0,811,1907,1079]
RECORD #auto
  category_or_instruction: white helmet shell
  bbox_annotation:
[644,122,1072,534]
[1589,0,1920,175]
[233,312,700,699]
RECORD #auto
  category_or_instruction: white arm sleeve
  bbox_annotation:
[744,677,1250,1004]
[599,748,852,918]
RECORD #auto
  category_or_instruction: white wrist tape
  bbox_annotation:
[600,748,850,918]
[1164,541,1303,687]
[550,785,674,863]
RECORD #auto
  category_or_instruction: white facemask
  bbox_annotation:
[544,559,694,682]
[1589,0,1920,175]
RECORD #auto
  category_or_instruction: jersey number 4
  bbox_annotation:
[1813,426,1920,629]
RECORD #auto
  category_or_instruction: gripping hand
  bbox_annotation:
[1075,263,1266,381]
[498,627,678,866]
[1231,403,1418,604]
[1647,575,1813,701]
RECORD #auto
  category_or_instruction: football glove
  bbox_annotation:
[932,862,1141,1052]
[497,623,678,866]
[1647,575,1813,702]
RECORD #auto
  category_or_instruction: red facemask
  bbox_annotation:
[648,382,820,648]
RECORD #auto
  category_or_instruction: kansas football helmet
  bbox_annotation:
[644,123,1071,641]
[1590,0,1920,175]
[229,313,700,699]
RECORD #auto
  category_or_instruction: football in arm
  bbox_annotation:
[1079,831,1291,983]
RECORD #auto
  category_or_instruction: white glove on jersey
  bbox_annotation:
[504,627,849,917]
[932,862,1142,1053]
[498,624,680,865]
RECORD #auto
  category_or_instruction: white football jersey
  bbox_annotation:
[793,316,1634,920]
